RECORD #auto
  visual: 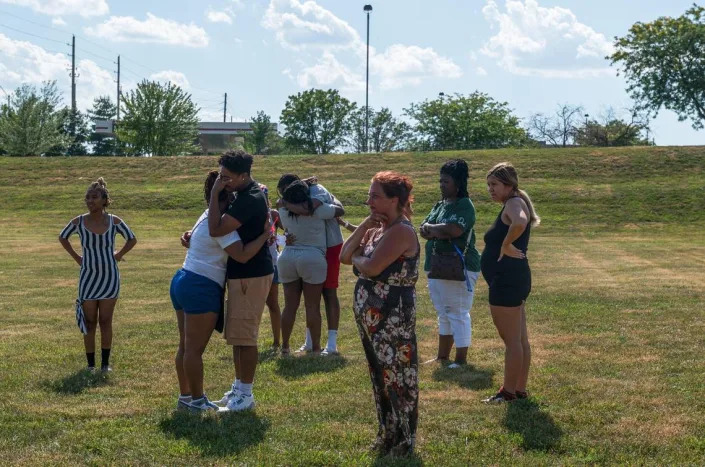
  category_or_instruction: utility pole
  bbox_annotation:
[364,5,372,153]
[71,35,76,115]
[116,55,121,122]
[223,92,227,123]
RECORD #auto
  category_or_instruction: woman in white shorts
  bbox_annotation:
[420,159,481,368]
[277,180,343,354]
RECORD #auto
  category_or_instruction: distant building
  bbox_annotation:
[92,120,278,154]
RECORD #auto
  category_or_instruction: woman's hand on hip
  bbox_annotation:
[498,243,525,262]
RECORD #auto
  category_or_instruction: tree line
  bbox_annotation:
[1,4,702,156]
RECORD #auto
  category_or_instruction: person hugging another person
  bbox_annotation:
[419,159,481,369]
[276,178,344,355]
[276,174,346,356]
[208,150,274,412]
[59,178,136,373]
[170,170,272,412]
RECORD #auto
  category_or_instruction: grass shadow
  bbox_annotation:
[431,364,494,390]
[275,354,347,379]
[503,399,562,452]
[43,368,111,395]
[159,410,270,457]
[373,450,423,466]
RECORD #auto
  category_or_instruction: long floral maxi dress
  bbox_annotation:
[353,220,420,455]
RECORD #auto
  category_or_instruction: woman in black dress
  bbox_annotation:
[480,163,540,403]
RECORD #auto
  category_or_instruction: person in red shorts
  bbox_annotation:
[277,174,345,356]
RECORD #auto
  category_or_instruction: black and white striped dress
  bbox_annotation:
[60,214,135,333]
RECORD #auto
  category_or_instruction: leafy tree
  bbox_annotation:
[87,95,117,156]
[610,4,705,130]
[280,89,355,154]
[0,81,68,156]
[405,92,528,150]
[244,111,276,155]
[348,106,411,153]
[45,108,91,156]
[575,107,651,146]
[117,80,199,156]
[528,104,584,147]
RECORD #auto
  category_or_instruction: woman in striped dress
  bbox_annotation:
[59,178,137,372]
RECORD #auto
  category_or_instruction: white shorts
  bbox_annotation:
[427,271,479,348]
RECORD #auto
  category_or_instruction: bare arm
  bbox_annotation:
[499,198,529,261]
[208,177,242,236]
[278,198,322,216]
[420,222,464,240]
[59,218,82,266]
[352,224,417,277]
[340,219,375,265]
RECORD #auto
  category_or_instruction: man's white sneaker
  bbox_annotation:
[216,385,241,406]
[295,344,312,354]
[321,347,339,356]
[176,396,192,411]
[226,393,255,412]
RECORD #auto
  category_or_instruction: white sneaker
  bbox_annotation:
[176,396,192,411]
[295,344,312,354]
[188,395,223,413]
[226,392,255,412]
[321,347,339,356]
[215,385,241,406]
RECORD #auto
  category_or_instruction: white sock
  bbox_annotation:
[178,394,192,401]
[240,382,253,396]
[304,328,313,349]
[326,330,338,351]
[233,378,241,391]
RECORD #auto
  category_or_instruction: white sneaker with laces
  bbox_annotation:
[226,392,256,412]
[321,347,339,356]
[295,344,312,354]
[188,395,223,412]
[176,396,192,411]
[216,385,241,406]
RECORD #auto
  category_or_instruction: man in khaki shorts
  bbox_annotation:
[208,150,273,411]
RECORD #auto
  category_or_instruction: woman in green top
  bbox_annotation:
[420,159,481,368]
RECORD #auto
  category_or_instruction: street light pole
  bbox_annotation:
[364,4,372,153]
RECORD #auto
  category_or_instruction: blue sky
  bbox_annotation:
[0,0,702,145]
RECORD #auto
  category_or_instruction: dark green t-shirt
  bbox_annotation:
[423,197,481,272]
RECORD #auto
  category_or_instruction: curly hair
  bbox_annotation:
[86,177,111,211]
[440,159,469,199]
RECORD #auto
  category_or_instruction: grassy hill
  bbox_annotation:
[0,147,704,465]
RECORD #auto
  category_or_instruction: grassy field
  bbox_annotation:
[0,147,704,465]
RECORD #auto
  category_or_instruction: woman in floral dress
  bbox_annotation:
[340,171,419,457]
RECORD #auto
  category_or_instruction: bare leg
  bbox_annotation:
[183,312,218,399]
[303,282,324,352]
[233,346,240,381]
[437,335,453,361]
[266,281,281,347]
[82,300,99,355]
[322,288,340,331]
[238,346,258,384]
[490,304,523,394]
[454,346,469,365]
[174,310,189,395]
[280,280,302,351]
[516,302,531,392]
[97,298,117,350]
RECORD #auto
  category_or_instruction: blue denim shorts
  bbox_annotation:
[170,268,224,314]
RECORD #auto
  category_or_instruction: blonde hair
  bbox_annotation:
[487,162,540,227]
[86,177,111,211]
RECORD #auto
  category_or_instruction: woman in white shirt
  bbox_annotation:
[170,171,272,412]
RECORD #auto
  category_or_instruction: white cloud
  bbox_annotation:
[149,70,190,89]
[264,0,462,91]
[85,13,209,47]
[262,0,361,52]
[370,44,462,89]
[0,33,116,111]
[296,52,364,91]
[476,66,488,76]
[52,17,67,26]
[481,0,614,78]
[206,10,233,24]
[0,0,108,17]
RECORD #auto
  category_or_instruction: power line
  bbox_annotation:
[0,22,69,45]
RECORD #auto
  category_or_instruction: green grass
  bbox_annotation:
[1,146,704,465]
